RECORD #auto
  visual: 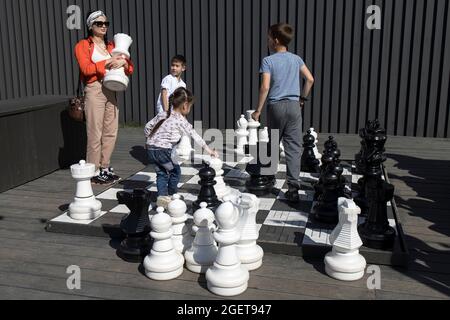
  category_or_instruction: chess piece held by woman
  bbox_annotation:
[103,33,133,91]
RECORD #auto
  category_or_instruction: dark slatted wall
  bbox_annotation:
[0,0,449,137]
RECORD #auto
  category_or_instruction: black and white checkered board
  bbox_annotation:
[46,153,408,266]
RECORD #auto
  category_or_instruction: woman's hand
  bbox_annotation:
[106,56,127,70]
[206,146,219,158]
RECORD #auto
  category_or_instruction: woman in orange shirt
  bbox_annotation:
[75,10,134,184]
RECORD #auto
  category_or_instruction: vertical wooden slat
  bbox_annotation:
[217,0,226,130]
[199,0,209,127]
[5,0,20,98]
[251,0,261,114]
[378,0,394,133]
[136,0,146,125]
[225,0,235,129]
[209,0,217,128]
[339,0,353,133]
[416,0,436,137]
[436,0,450,138]
[321,0,334,133]
[397,0,423,135]
[242,0,251,115]
[312,0,325,132]
[0,0,12,99]
[305,0,316,130]
[184,0,194,124]
[367,0,383,125]
[330,0,344,134]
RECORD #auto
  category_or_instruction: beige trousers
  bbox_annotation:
[84,81,119,170]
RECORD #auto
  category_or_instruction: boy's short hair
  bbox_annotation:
[269,23,294,47]
[171,54,187,66]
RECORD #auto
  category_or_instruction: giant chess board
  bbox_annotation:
[46,152,409,267]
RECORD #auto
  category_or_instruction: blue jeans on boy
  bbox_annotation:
[147,147,181,197]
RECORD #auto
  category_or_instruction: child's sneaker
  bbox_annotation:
[156,196,172,210]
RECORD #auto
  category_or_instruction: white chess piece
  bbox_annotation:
[167,194,192,254]
[173,135,192,165]
[324,198,367,281]
[69,160,102,220]
[310,128,322,160]
[235,115,249,155]
[206,157,231,200]
[103,33,133,91]
[184,202,218,273]
[236,193,264,271]
[280,141,286,158]
[206,201,249,297]
[246,110,260,146]
[143,207,184,281]
[259,127,269,143]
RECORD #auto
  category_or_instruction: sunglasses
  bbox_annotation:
[93,21,110,28]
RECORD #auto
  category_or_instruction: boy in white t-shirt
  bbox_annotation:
[155,55,187,115]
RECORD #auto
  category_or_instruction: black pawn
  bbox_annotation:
[116,188,152,263]
[314,163,345,225]
[358,178,396,250]
[193,163,221,212]
[301,130,320,173]
[246,142,276,196]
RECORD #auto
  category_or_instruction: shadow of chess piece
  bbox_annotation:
[358,177,396,250]
[245,142,275,196]
[193,163,221,212]
[301,130,320,173]
[116,188,152,262]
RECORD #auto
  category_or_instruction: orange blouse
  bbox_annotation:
[74,37,134,84]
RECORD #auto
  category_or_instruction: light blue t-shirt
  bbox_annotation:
[260,52,305,103]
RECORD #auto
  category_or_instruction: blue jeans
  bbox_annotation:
[147,147,181,197]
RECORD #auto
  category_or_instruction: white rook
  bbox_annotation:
[143,207,184,281]
[69,160,102,220]
[236,193,264,271]
[167,194,192,254]
[184,202,218,273]
[206,201,249,296]
[103,33,133,92]
[324,198,367,281]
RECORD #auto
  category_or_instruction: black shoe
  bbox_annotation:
[106,167,121,181]
[285,186,300,203]
[91,170,114,185]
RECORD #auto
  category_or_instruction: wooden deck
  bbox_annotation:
[0,127,449,300]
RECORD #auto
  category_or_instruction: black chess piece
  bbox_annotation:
[193,163,221,212]
[301,130,320,173]
[314,137,341,201]
[116,188,152,263]
[354,120,387,214]
[313,164,343,225]
[358,177,396,250]
[245,141,276,196]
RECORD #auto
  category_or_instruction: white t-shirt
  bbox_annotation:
[91,44,111,63]
[155,74,186,115]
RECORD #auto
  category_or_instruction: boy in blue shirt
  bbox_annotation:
[252,23,315,202]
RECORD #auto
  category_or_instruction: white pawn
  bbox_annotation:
[167,194,192,254]
[259,127,269,143]
[310,128,322,160]
[69,160,102,220]
[246,110,260,146]
[236,193,264,271]
[207,157,231,200]
[206,201,249,297]
[324,198,367,281]
[235,115,249,155]
[143,207,184,281]
[184,203,218,273]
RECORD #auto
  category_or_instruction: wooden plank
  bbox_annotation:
[241,0,252,120]
[313,0,325,132]
[216,0,226,130]
[321,0,334,133]
[330,0,344,133]
[0,284,98,300]
[225,0,235,129]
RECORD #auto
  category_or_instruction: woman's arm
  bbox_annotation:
[75,41,109,78]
